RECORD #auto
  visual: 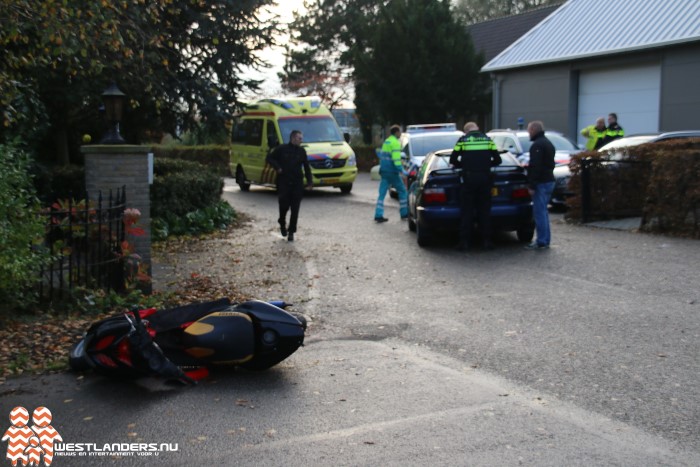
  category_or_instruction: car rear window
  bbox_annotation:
[433,152,519,169]
[410,134,462,157]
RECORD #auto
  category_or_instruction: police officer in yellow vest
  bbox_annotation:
[450,122,501,251]
[580,117,607,150]
[374,125,408,222]
[603,112,624,145]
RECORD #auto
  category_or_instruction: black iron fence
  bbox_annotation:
[574,158,651,223]
[39,187,127,300]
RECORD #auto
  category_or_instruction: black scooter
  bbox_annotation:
[69,298,306,383]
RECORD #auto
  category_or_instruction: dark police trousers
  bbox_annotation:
[459,172,493,246]
[278,182,304,234]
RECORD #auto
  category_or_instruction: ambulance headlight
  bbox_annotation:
[347,153,356,167]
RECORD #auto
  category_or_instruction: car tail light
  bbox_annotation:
[409,169,417,177]
[423,188,447,203]
[511,186,531,201]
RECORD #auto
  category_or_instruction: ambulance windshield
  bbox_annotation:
[278,116,344,144]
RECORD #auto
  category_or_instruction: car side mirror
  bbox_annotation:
[343,132,351,144]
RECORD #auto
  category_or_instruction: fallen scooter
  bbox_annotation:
[69,298,306,383]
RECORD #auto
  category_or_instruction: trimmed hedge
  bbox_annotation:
[151,145,231,176]
[151,159,224,218]
[566,139,700,238]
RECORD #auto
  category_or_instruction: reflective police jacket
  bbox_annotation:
[449,131,501,176]
[378,134,402,174]
[603,123,624,145]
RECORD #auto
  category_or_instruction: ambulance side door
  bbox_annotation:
[236,118,265,183]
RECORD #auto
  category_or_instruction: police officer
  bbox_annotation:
[266,130,313,242]
[374,125,408,222]
[450,122,501,251]
[603,112,624,145]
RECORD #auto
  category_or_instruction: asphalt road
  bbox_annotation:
[2,173,699,466]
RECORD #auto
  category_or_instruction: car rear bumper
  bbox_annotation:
[417,204,533,231]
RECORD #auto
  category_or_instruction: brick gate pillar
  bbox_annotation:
[82,145,152,292]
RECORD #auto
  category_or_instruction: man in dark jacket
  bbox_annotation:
[266,130,313,242]
[450,122,501,251]
[525,120,555,250]
[603,112,624,145]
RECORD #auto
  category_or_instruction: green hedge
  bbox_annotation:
[151,159,224,218]
[151,145,230,176]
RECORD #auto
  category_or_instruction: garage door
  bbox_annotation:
[577,64,661,147]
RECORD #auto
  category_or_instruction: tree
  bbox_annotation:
[279,47,352,109]
[454,0,562,24]
[1,0,278,164]
[354,0,486,125]
[286,0,487,138]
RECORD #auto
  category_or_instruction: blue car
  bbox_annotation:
[407,150,534,247]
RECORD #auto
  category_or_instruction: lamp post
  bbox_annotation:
[100,82,126,144]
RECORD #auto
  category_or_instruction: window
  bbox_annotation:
[278,116,343,143]
[266,121,279,147]
[232,119,263,146]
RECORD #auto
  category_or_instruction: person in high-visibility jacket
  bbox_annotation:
[374,125,408,222]
[449,122,501,251]
[580,117,607,150]
[603,112,624,145]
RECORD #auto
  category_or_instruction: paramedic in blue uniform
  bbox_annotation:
[374,125,408,222]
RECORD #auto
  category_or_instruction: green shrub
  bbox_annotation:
[0,144,52,314]
[31,163,85,203]
[151,159,224,217]
[151,145,231,176]
[152,200,236,241]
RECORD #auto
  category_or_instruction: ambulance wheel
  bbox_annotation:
[236,167,250,192]
[340,184,352,194]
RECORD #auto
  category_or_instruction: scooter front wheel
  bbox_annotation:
[68,339,92,372]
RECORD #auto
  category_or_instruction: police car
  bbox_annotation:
[390,123,463,197]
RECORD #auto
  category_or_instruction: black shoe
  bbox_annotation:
[287,233,294,242]
[374,217,389,223]
[279,221,287,237]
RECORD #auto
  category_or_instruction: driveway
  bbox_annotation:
[1,173,698,466]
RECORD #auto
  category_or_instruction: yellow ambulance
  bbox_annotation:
[230,97,358,194]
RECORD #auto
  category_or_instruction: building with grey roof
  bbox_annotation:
[481,0,700,146]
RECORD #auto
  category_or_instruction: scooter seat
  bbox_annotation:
[182,312,255,363]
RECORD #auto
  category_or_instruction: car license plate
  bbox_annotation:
[491,187,498,196]
[321,178,340,185]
